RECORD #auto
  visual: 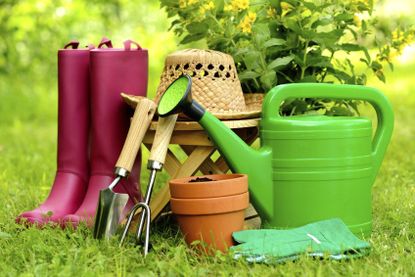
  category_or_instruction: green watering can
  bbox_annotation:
[158,75,394,236]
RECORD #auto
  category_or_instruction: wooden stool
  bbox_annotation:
[135,118,261,229]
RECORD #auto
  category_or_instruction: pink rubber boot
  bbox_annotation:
[17,41,92,226]
[62,39,148,227]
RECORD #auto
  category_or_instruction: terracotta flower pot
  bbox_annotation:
[169,174,249,253]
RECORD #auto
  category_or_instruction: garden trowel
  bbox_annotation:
[93,96,157,239]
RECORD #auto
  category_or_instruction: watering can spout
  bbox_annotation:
[199,112,274,223]
[157,75,274,224]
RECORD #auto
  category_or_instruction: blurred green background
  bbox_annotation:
[0,0,180,126]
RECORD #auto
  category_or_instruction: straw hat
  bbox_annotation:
[154,49,262,120]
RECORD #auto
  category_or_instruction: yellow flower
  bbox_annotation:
[199,1,214,13]
[247,11,256,21]
[392,30,400,40]
[225,0,249,12]
[281,1,293,16]
[388,48,399,60]
[187,0,199,5]
[205,1,215,10]
[353,14,362,27]
[239,21,252,33]
[236,0,249,10]
[405,33,414,44]
[267,7,276,18]
[238,11,256,33]
[179,0,187,8]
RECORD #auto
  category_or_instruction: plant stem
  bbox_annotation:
[278,71,294,83]
[253,78,261,91]
[300,40,309,80]
[321,50,335,83]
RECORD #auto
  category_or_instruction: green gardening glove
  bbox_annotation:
[231,218,371,263]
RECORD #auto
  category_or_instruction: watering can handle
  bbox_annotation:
[263,83,394,175]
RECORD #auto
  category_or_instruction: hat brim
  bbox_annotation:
[121,93,263,120]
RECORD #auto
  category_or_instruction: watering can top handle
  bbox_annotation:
[263,83,393,119]
[263,83,394,175]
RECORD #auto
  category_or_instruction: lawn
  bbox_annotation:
[0,60,414,275]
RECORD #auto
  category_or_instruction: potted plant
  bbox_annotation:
[161,0,413,115]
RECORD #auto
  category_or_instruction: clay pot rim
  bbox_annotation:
[169,173,248,185]
[169,174,248,199]
[170,192,249,215]
[170,174,246,185]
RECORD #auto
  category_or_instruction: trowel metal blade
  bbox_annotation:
[93,188,129,239]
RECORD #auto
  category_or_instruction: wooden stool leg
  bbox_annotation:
[148,146,215,220]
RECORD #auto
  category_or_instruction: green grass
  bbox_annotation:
[0,62,415,276]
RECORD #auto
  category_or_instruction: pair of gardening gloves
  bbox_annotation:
[231,218,370,264]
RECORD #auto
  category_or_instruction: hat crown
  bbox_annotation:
[156,49,247,113]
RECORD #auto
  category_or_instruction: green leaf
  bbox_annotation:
[375,70,386,83]
[284,18,302,33]
[311,18,332,29]
[371,61,382,71]
[243,51,262,70]
[363,48,371,63]
[312,29,344,46]
[260,70,277,90]
[186,21,209,34]
[340,43,362,52]
[215,0,224,12]
[268,0,281,9]
[180,33,206,44]
[160,0,178,8]
[326,106,354,116]
[312,60,333,68]
[335,12,354,21]
[253,23,270,46]
[169,19,181,29]
[267,55,294,70]
[302,1,317,10]
[359,58,370,66]
[290,99,308,115]
[300,75,317,82]
[328,68,352,83]
[238,70,261,80]
[263,38,286,48]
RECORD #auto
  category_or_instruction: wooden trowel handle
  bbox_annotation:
[115,98,157,174]
[149,114,178,165]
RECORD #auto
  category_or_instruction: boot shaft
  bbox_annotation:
[57,43,91,181]
[89,42,148,175]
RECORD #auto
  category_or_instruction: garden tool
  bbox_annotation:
[232,218,371,264]
[157,75,394,237]
[17,40,93,225]
[120,114,178,256]
[62,38,148,227]
[93,97,157,239]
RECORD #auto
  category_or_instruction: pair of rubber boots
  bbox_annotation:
[16,38,148,228]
